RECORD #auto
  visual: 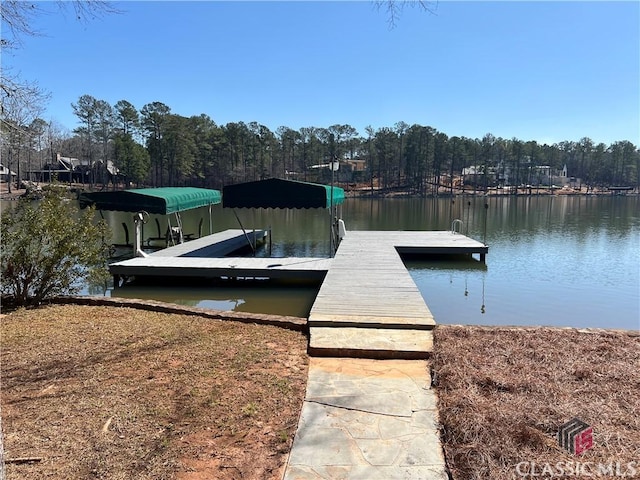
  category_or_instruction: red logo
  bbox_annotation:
[558,418,593,455]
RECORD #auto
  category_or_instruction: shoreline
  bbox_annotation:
[3,295,638,336]
[7,295,639,335]
[1,181,638,202]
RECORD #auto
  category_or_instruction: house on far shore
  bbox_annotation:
[28,153,120,184]
[29,154,87,183]
[462,162,581,188]
[307,158,367,184]
[0,163,17,183]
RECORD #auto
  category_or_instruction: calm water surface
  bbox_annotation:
[100,196,639,330]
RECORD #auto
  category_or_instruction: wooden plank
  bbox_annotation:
[152,229,267,257]
[308,230,485,333]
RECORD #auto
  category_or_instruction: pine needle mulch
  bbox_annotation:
[1,304,309,480]
[432,325,640,480]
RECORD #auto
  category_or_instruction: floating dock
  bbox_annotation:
[111,229,486,286]
[111,256,331,283]
[308,230,487,359]
[110,229,275,284]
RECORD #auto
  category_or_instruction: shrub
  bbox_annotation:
[1,185,110,306]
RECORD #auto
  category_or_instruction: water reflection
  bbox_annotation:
[112,280,320,318]
[405,258,489,319]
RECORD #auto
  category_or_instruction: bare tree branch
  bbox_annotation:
[0,1,46,49]
[1,70,49,123]
[1,1,120,50]
[0,1,118,126]
[374,0,438,29]
[57,0,121,24]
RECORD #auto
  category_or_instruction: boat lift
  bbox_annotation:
[79,187,222,258]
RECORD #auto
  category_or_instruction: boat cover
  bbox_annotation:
[79,187,222,215]
[222,178,345,209]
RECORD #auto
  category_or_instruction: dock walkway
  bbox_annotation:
[308,230,486,359]
[283,230,487,480]
[150,228,267,257]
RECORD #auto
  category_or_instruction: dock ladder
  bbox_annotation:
[451,218,463,234]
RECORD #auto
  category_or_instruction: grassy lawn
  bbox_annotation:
[1,305,308,480]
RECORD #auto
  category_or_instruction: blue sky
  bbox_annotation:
[4,1,639,145]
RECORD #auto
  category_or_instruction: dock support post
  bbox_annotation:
[329,157,339,257]
[133,213,149,258]
[209,204,213,235]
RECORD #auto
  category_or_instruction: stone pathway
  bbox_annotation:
[281,231,473,479]
[283,358,447,480]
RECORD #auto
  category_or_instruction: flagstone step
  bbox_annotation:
[309,327,433,359]
[283,358,447,480]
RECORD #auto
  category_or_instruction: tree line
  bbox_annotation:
[2,93,638,193]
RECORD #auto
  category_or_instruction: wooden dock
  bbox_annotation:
[111,228,488,356]
[308,230,487,358]
[111,256,331,282]
[151,229,267,257]
[110,229,331,284]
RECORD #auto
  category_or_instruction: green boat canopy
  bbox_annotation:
[222,178,345,209]
[79,187,222,215]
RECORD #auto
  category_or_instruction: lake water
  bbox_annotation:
[97,195,639,330]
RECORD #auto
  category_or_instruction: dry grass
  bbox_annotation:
[4,304,639,480]
[432,325,640,480]
[1,305,308,480]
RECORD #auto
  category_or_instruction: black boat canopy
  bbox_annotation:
[222,178,345,209]
[79,187,222,215]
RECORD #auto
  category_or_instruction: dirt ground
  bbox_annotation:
[1,305,308,480]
